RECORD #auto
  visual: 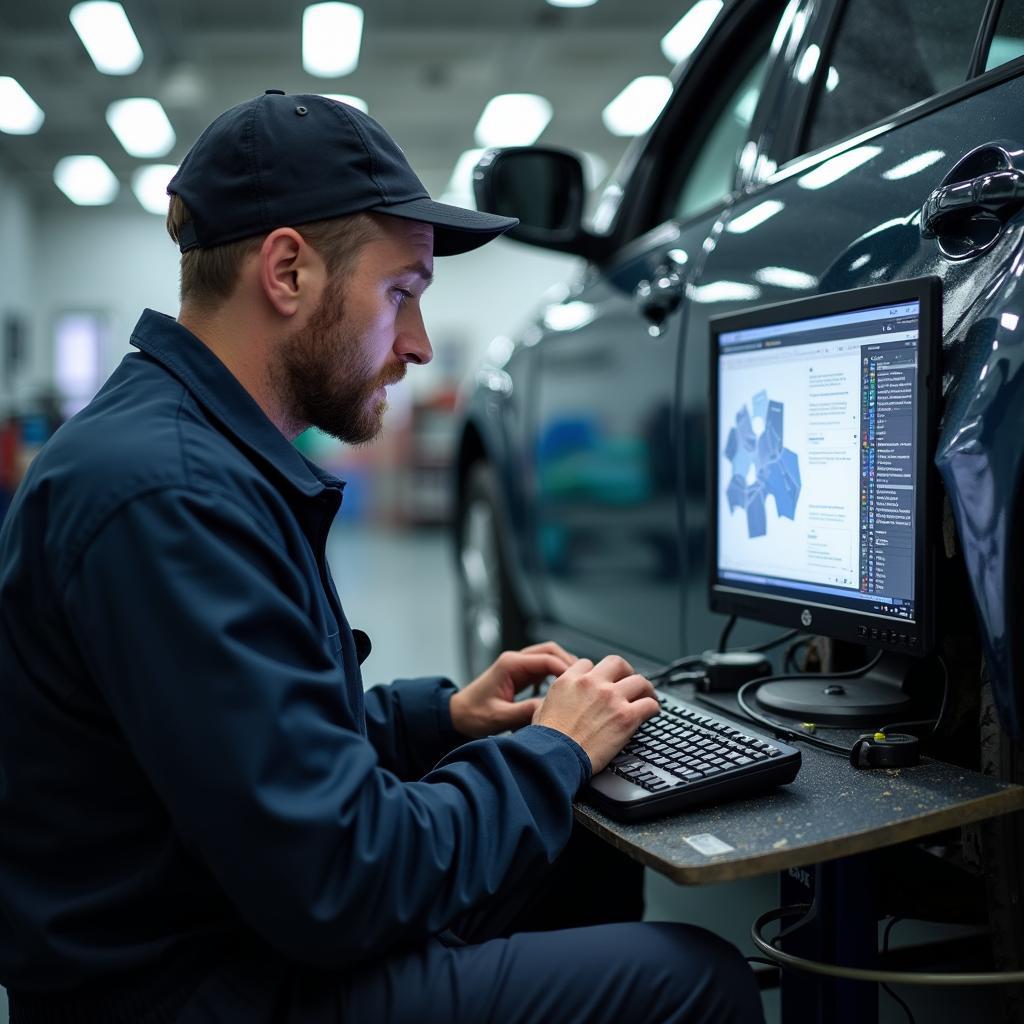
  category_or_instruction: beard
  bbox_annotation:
[272,284,406,445]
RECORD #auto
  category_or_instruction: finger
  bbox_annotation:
[501,653,580,691]
[554,657,594,682]
[503,697,543,729]
[613,673,657,703]
[591,653,636,681]
[520,640,576,665]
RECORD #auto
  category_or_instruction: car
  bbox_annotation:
[452,0,1024,983]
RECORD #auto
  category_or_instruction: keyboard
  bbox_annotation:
[585,690,801,821]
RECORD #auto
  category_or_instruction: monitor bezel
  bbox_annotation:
[707,277,940,657]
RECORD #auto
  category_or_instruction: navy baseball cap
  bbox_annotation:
[167,90,518,257]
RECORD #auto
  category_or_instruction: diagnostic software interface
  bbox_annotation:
[715,298,921,625]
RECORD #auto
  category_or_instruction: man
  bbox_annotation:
[0,92,763,1023]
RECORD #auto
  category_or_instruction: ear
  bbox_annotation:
[257,227,325,318]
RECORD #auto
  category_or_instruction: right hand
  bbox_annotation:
[533,655,659,774]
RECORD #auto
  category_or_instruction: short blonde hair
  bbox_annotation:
[166,194,376,308]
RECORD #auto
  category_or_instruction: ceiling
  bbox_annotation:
[0,0,695,213]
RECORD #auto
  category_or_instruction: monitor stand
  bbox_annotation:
[754,651,915,727]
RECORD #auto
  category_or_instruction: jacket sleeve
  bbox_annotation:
[60,487,591,968]
[363,677,467,780]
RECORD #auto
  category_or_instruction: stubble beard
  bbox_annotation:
[273,284,406,445]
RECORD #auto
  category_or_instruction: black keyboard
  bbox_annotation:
[585,691,801,821]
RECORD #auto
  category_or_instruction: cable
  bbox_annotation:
[752,904,1024,985]
[717,615,737,653]
[881,917,916,1024]
[876,654,950,737]
[647,626,806,684]
[731,652,886,757]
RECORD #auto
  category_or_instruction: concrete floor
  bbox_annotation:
[0,523,1008,1023]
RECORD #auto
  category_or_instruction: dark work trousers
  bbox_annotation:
[177,826,765,1024]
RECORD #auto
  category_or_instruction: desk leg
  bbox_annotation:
[778,854,878,1024]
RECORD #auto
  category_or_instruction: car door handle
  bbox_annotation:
[634,268,683,336]
[921,172,1024,241]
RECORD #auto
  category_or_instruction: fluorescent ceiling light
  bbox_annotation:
[602,76,672,136]
[53,155,119,206]
[0,77,45,135]
[474,94,553,148]
[726,200,784,233]
[547,0,598,6]
[303,3,363,78]
[440,148,486,209]
[69,2,143,75]
[825,66,839,92]
[881,149,944,181]
[106,98,175,158]
[661,1,723,64]
[131,164,177,215]
[754,266,817,290]
[320,93,368,113]
[798,146,882,190]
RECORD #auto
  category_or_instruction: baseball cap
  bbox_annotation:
[167,90,518,257]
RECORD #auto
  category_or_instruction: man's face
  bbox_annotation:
[274,216,434,444]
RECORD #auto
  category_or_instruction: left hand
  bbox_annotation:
[448,642,577,738]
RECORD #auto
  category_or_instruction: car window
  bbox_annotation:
[668,6,780,226]
[985,0,1024,72]
[803,0,987,154]
[674,51,771,222]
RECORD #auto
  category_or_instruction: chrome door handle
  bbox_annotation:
[920,168,1024,238]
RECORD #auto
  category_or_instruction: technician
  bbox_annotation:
[0,92,763,1023]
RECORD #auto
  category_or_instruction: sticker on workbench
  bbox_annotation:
[683,833,735,856]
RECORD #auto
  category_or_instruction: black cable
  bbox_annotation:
[717,615,737,653]
[881,917,916,1024]
[731,652,886,757]
[743,628,800,654]
[646,627,804,685]
[876,654,950,737]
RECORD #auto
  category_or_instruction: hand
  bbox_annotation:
[449,642,577,739]
[533,655,659,774]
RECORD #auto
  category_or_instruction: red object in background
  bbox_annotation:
[0,418,19,495]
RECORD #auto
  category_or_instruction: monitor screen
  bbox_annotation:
[708,279,939,656]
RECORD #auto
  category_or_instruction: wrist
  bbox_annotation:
[448,688,480,738]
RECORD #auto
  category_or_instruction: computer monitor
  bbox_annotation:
[708,278,940,725]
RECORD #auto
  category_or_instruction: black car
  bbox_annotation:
[453,0,1024,978]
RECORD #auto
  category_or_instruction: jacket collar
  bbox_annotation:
[130,309,344,499]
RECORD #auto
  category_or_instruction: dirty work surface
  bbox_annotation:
[575,729,1024,885]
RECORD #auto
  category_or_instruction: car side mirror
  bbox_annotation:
[472,147,604,261]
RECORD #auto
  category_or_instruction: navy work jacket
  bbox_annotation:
[0,309,590,1001]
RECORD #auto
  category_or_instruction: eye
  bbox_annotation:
[393,287,414,305]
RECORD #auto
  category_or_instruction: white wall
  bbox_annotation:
[28,205,579,396]
[0,166,41,407]
[32,205,180,384]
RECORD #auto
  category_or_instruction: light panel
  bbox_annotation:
[547,0,598,6]
[474,94,553,148]
[131,164,177,215]
[320,94,368,113]
[661,0,723,64]
[69,2,143,75]
[303,3,363,78]
[53,156,119,206]
[106,98,175,158]
[602,76,672,137]
[0,77,45,135]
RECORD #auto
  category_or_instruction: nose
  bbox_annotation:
[396,304,433,366]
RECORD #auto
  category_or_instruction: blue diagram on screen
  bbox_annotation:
[724,390,801,539]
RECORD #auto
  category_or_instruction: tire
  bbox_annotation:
[456,462,528,681]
